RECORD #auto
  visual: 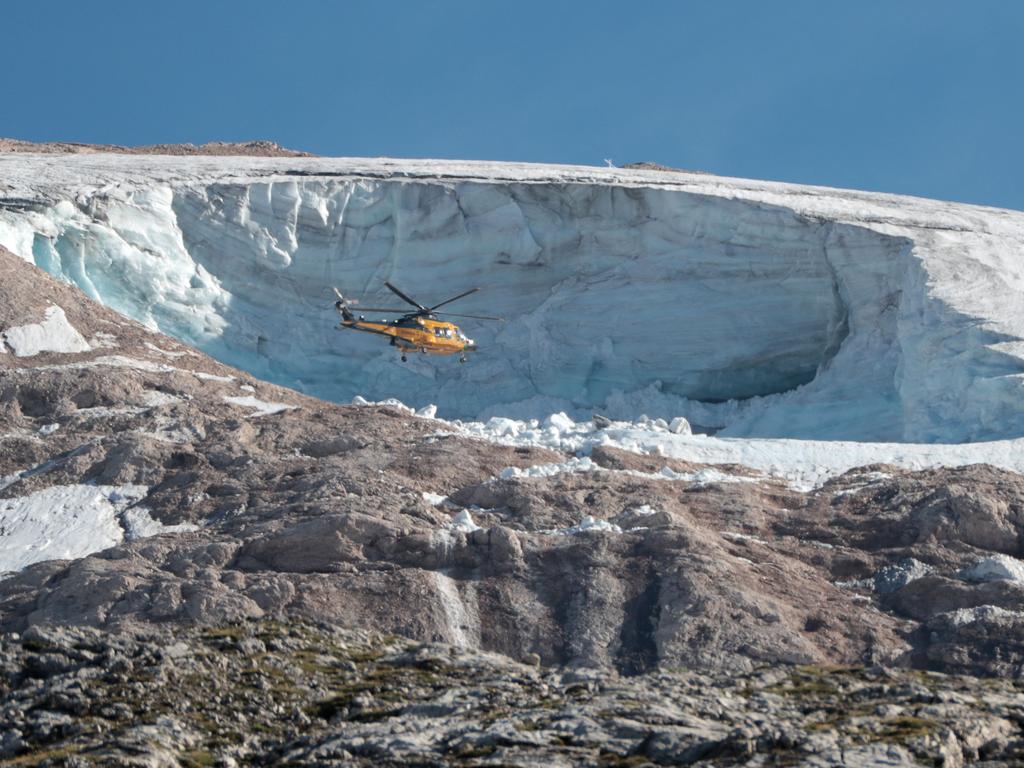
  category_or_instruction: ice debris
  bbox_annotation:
[499,457,600,479]
[669,417,691,435]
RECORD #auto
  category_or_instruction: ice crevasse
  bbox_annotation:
[1,154,1024,444]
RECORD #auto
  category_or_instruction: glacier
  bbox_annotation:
[2,154,1024,444]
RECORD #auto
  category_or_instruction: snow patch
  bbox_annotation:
[141,390,184,408]
[542,515,623,536]
[122,507,199,540]
[721,531,769,545]
[88,331,119,349]
[834,471,893,497]
[0,485,144,572]
[658,466,762,487]
[194,371,236,383]
[422,491,447,507]
[351,396,416,415]
[449,510,482,533]
[92,356,174,374]
[945,605,1024,627]
[626,504,658,517]
[75,405,148,420]
[431,571,479,649]
[18,355,175,374]
[960,555,1024,584]
[1,305,90,357]
[223,395,296,417]
[144,341,193,358]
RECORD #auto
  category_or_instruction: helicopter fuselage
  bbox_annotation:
[339,314,477,356]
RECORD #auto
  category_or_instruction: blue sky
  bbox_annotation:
[6,1,1023,210]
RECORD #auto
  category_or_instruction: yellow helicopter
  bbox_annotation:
[333,282,502,362]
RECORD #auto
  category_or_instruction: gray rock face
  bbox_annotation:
[3,619,1023,767]
[4,247,1024,686]
[873,558,934,595]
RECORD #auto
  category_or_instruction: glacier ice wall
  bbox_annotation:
[1,155,1023,443]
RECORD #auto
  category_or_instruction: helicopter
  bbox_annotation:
[333,282,502,363]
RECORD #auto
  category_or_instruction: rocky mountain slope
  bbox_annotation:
[5,246,1024,684]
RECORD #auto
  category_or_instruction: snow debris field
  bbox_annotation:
[2,153,1024,485]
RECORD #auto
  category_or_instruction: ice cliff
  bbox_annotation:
[1,154,1023,443]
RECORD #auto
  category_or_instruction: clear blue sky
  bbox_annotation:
[6,1,1023,210]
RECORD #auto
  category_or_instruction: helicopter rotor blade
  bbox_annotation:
[384,281,428,311]
[428,287,481,312]
[347,307,417,314]
[435,311,504,322]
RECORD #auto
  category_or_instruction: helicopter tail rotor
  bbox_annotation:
[332,287,357,322]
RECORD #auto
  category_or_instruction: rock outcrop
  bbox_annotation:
[3,618,1022,767]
